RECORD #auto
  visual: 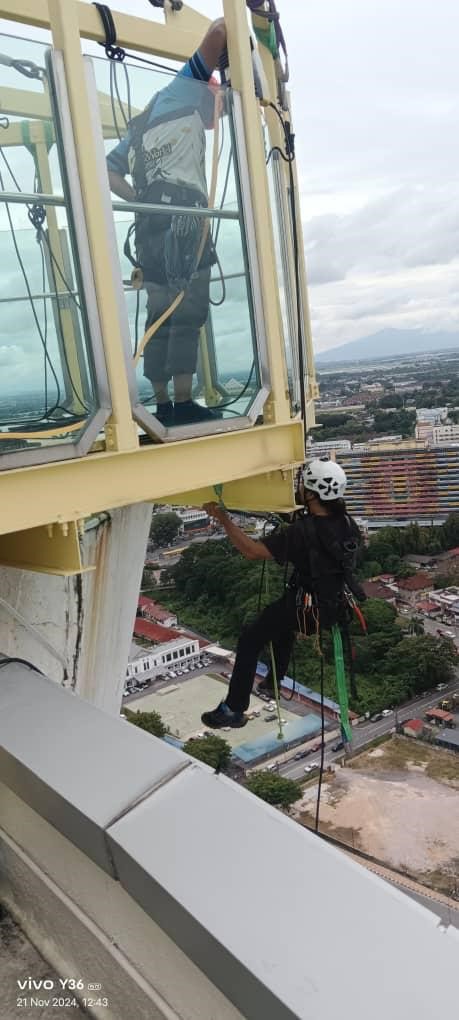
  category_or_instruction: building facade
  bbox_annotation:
[339,445,459,520]
[127,636,200,682]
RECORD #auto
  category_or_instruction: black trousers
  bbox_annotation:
[225,592,300,714]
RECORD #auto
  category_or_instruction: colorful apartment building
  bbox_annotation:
[339,445,459,519]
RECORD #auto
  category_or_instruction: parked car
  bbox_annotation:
[370,713,383,722]
[436,682,449,691]
[304,764,317,774]
[294,749,310,760]
[381,709,393,717]
[122,691,130,698]
[332,741,344,752]
[176,670,183,676]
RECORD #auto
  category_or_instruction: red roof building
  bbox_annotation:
[134,617,209,649]
[362,581,397,603]
[425,708,454,724]
[138,595,177,626]
[397,573,431,592]
[415,600,440,613]
[403,719,424,736]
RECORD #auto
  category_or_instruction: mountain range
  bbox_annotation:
[315,328,459,364]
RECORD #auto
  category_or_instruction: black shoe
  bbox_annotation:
[155,400,174,427]
[201,701,247,729]
[174,400,223,426]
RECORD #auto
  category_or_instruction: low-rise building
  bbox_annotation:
[138,595,177,628]
[402,719,425,738]
[396,573,431,605]
[425,708,455,728]
[127,635,200,683]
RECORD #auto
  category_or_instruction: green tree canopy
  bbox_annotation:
[125,709,167,737]
[245,771,303,809]
[150,512,182,547]
[384,634,457,692]
[183,734,232,770]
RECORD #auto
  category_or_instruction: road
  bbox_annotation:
[277,679,459,781]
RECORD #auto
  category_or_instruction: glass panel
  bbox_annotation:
[0,33,103,460]
[89,53,262,430]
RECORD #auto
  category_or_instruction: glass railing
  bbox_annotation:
[0,33,109,466]
[88,52,266,433]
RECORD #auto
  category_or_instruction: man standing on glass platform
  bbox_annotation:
[107,18,229,427]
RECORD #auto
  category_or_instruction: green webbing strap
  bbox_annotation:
[213,483,225,508]
[331,625,352,745]
[253,19,278,58]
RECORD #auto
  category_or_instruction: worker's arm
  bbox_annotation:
[107,171,135,202]
[203,503,273,561]
[198,17,227,73]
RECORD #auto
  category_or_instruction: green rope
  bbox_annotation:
[331,625,352,745]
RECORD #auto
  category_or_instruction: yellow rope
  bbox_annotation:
[0,420,85,440]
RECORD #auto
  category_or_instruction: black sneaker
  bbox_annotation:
[201,701,247,729]
[155,400,174,427]
[174,400,223,426]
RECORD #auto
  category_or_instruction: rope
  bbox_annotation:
[93,3,126,62]
[331,624,353,745]
[133,88,224,367]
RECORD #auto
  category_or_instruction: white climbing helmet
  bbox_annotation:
[302,458,347,501]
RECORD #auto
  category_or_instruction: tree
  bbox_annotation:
[183,734,232,771]
[125,709,168,737]
[150,512,182,547]
[384,634,457,692]
[361,598,397,633]
[245,771,303,810]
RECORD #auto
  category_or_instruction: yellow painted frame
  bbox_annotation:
[0,0,315,543]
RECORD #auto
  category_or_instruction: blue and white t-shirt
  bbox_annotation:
[107,50,214,200]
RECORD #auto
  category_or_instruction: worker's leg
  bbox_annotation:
[167,268,221,424]
[202,596,296,727]
[143,281,174,426]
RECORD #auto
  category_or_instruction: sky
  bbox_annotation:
[106,0,459,352]
[1,0,458,401]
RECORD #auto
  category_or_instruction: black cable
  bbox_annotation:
[314,644,326,833]
[209,249,226,307]
[0,656,44,675]
[265,102,307,439]
[0,167,63,418]
[44,231,91,412]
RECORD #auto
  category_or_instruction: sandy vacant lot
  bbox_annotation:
[297,737,459,892]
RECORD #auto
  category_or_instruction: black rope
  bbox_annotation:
[93,3,126,62]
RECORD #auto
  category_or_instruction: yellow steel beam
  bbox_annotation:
[223,0,291,428]
[167,467,296,514]
[0,0,208,60]
[0,421,304,536]
[0,89,139,143]
[0,520,92,575]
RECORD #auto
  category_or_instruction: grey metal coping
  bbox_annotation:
[1,662,458,1020]
[0,663,188,875]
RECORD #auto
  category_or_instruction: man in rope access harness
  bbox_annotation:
[201,459,365,729]
[106,18,229,427]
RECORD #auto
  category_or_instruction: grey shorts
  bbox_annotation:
[143,267,211,383]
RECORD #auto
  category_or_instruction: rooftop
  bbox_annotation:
[397,573,432,591]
